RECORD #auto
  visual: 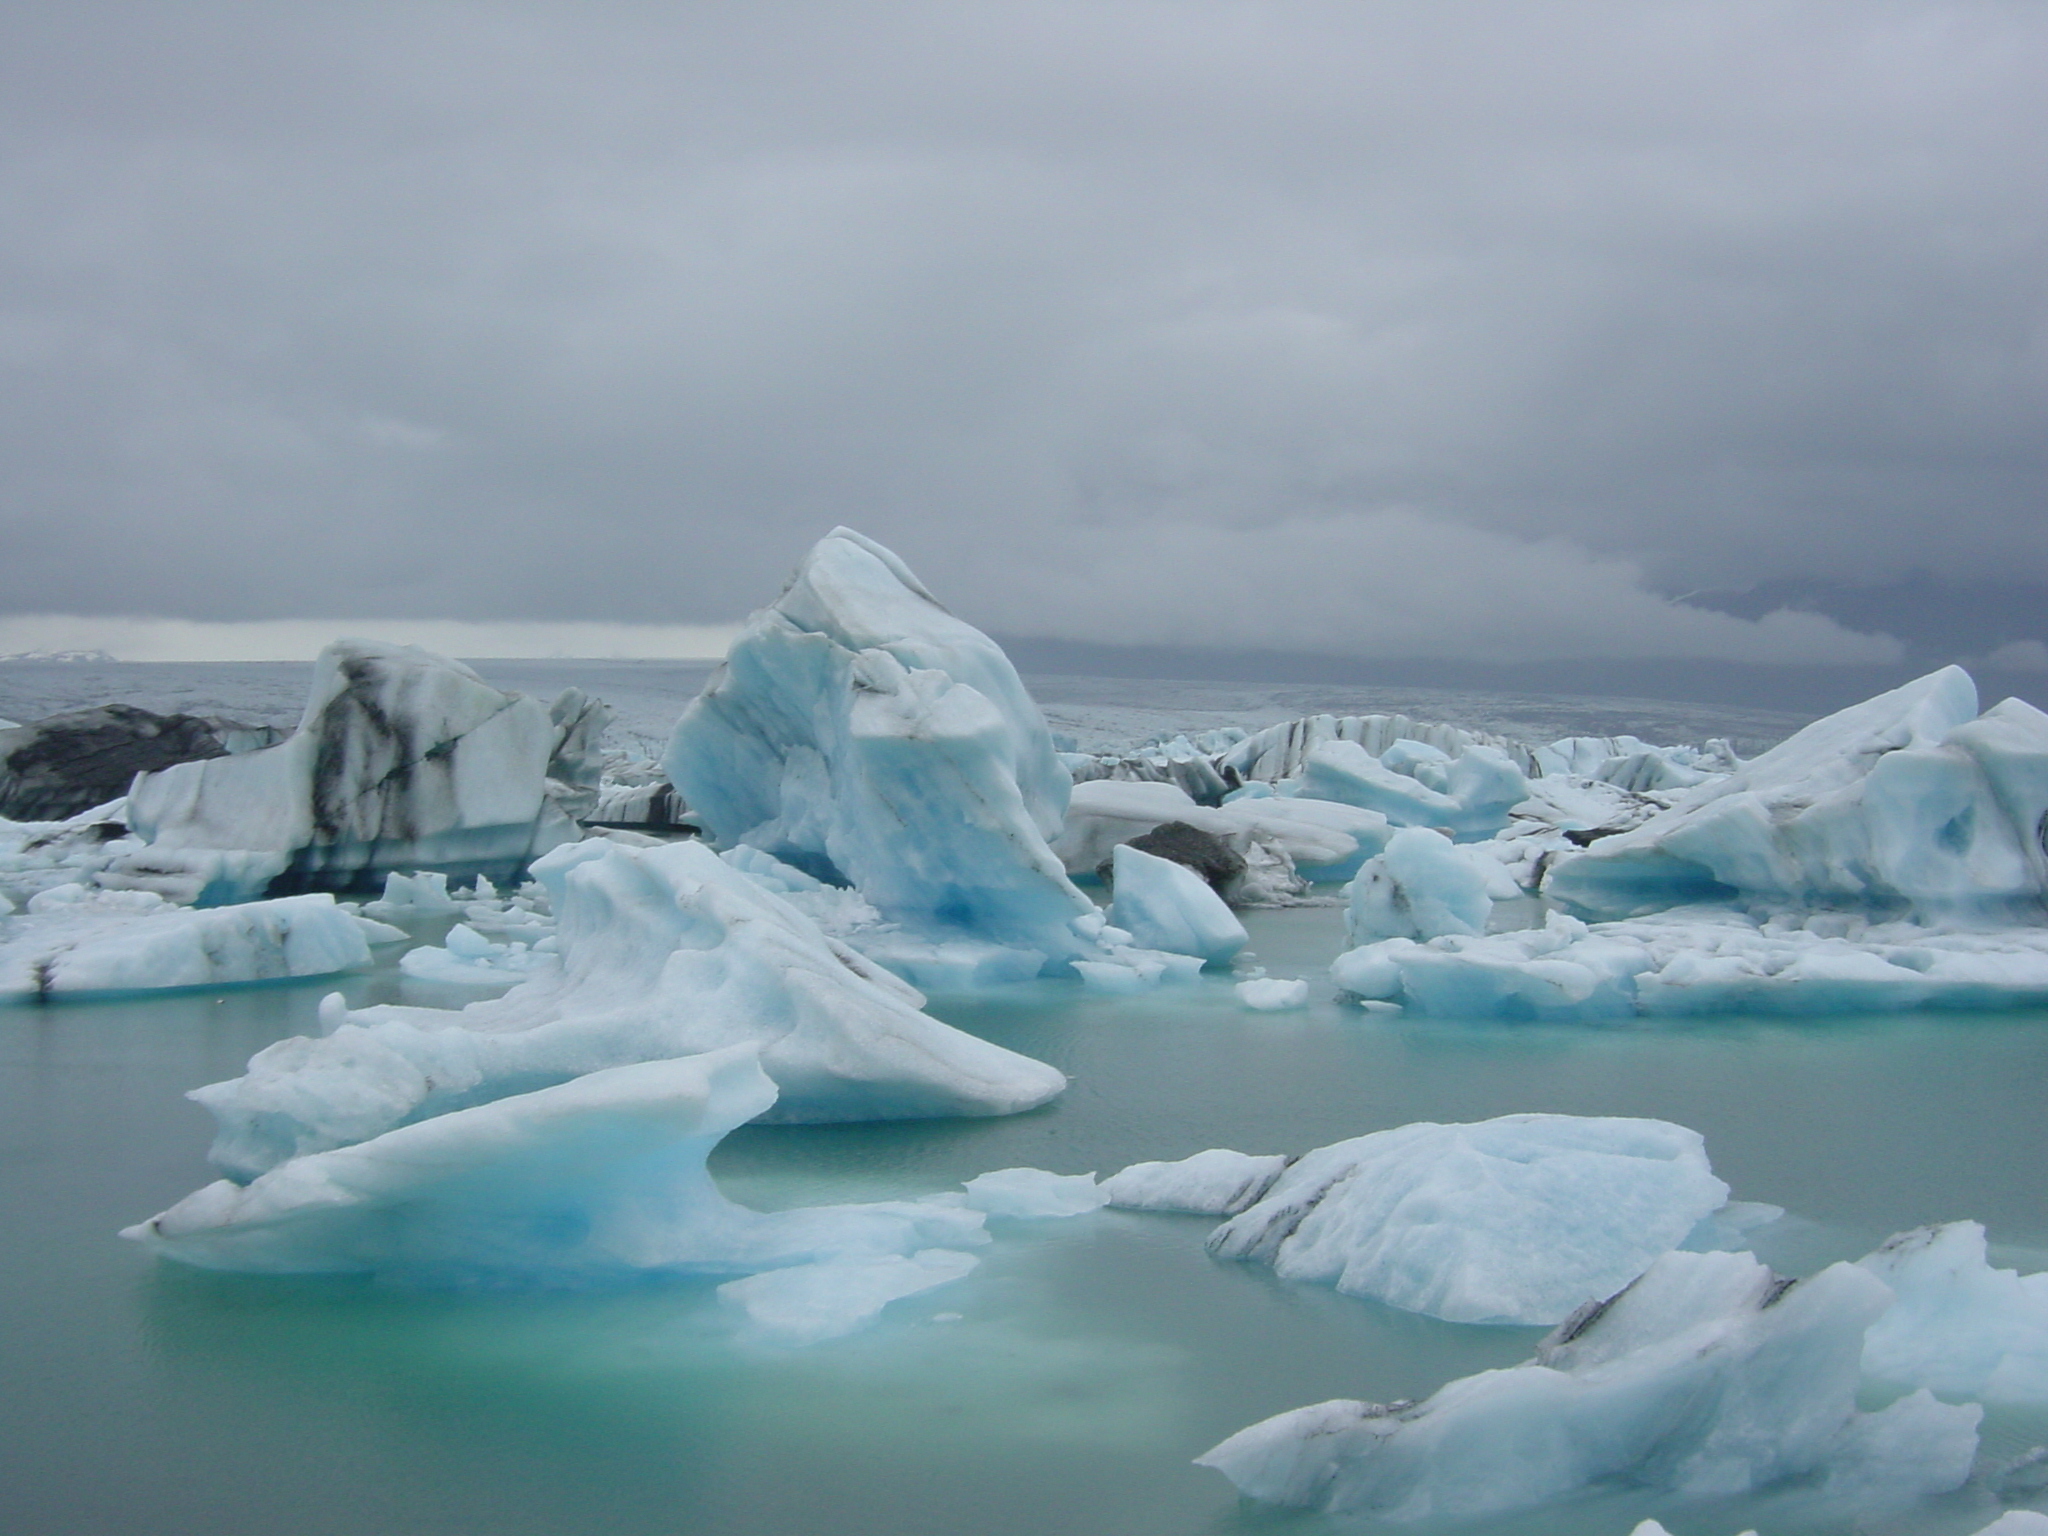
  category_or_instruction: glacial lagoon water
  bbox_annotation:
[5,903,2048,1536]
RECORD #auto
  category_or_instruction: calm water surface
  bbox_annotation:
[4,905,2046,1536]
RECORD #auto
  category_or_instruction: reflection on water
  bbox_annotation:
[5,904,2047,1535]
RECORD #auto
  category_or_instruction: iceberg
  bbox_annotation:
[1235,976,1311,1010]
[1547,667,2048,919]
[1197,1248,1980,1520]
[1288,740,1530,841]
[1859,1221,2048,1404]
[192,837,1066,1183]
[1100,1149,1289,1215]
[0,703,282,822]
[1345,825,1517,944]
[1,882,380,1000]
[1206,1114,1730,1326]
[123,640,587,903]
[1055,779,1389,886]
[1332,904,2048,1018]
[664,528,1096,976]
[127,1043,987,1291]
[1106,844,1247,964]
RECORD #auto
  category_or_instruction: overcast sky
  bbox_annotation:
[3,1,2043,664]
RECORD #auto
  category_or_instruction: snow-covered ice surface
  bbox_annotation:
[1206,1114,1731,1326]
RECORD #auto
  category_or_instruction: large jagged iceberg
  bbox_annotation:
[665,529,1098,977]
[1547,667,2048,919]
[127,1043,987,1292]
[192,837,1065,1182]
[122,640,595,903]
[1206,1114,1730,1326]
[1197,1248,1980,1520]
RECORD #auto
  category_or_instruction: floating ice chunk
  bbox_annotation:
[962,1167,1108,1219]
[1970,1515,2048,1535]
[1197,1248,1980,1520]
[1235,977,1310,1011]
[1108,844,1247,964]
[665,529,1098,973]
[126,1044,989,1288]
[397,923,555,991]
[192,838,1066,1182]
[362,870,464,921]
[1858,1221,2048,1403]
[1549,668,2048,918]
[1333,903,2048,1018]
[1,885,373,1000]
[719,1248,980,1345]
[1208,1114,1730,1326]
[1101,1149,1289,1215]
[126,640,583,902]
[1289,741,1529,841]
[1345,826,1513,944]
[1055,779,1389,885]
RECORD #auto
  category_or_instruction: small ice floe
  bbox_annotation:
[1100,1149,1290,1216]
[1235,977,1310,1010]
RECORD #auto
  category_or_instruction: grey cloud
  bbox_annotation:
[1,2,2043,659]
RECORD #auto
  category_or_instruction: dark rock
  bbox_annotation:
[1095,820,1247,897]
[0,705,238,821]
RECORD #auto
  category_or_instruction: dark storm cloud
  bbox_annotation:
[1,1,2043,660]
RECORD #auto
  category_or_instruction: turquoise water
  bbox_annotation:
[4,904,2047,1536]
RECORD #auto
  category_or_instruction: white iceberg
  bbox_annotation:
[664,529,1095,977]
[1100,1149,1289,1215]
[127,1043,986,1291]
[1288,740,1530,841]
[124,640,586,903]
[1207,1114,1730,1326]
[1859,1221,2048,1404]
[1054,778,1389,885]
[1197,1248,1980,1520]
[1345,826,1518,944]
[1547,667,2048,919]
[1332,904,2048,1018]
[396,922,554,991]
[1107,843,1247,964]
[192,837,1066,1183]
[1235,976,1311,1010]
[1,882,379,1000]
